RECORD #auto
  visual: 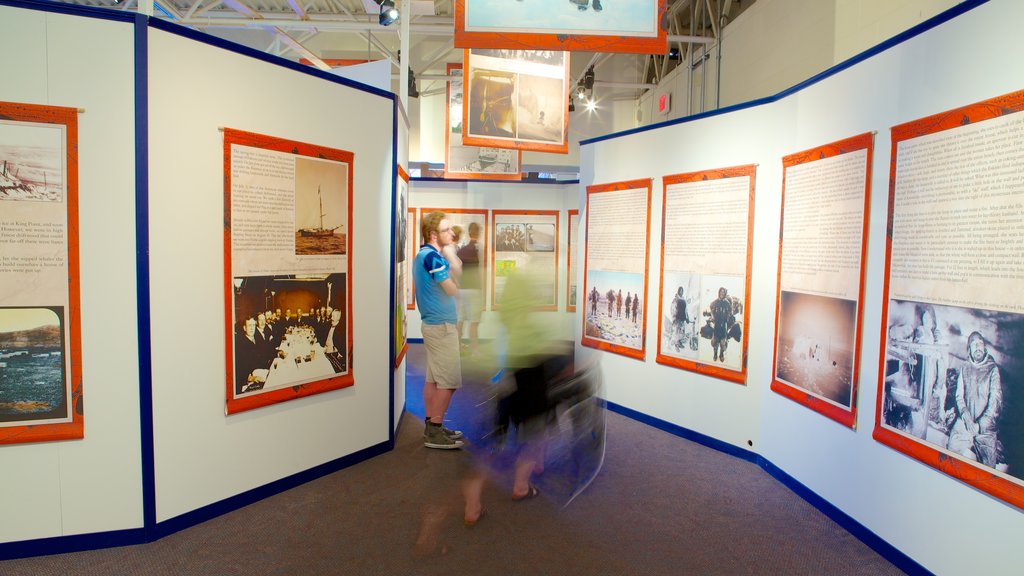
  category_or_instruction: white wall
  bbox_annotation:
[147,27,394,523]
[582,1,1024,574]
[0,6,143,542]
[406,180,580,342]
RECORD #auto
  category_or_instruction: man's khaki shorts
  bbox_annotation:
[421,322,462,390]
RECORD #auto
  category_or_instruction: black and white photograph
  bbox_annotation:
[515,74,563,144]
[294,156,347,256]
[882,299,1022,481]
[695,275,744,370]
[584,270,645,350]
[775,291,857,408]
[232,273,347,397]
[495,223,527,251]
[0,119,65,203]
[525,223,555,252]
[659,271,700,362]
[0,307,68,424]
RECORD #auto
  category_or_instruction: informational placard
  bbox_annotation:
[462,49,569,154]
[445,63,520,180]
[419,208,489,312]
[655,166,755,384]
[874,89,1024,509]
[771,134,873,428]
[0,101,82,444]
[394,166,409,367]
[455,0,668,55]
[581,179,652,360]
[406,207,416,310]
[567,209,579,312]
[491,210,559,311]
[223,129,353,415]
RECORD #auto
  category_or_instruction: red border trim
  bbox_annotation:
[490,210,560,312]
[580,178,652,361]
[444,63,522,181]
[655,165,755,384]
[769,133,874,429]
[874,89,1024,510]
[394,166,410,367]
[222,128,355,415]
[454,0,668,55]
[566,209,579,313]
[0,102,83,444]
[461,49,571,154]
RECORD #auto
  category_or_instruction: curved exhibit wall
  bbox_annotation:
[0,4,143,542]
[406,180,579,342]
[579,1,1024,574]
[147,26,395,523]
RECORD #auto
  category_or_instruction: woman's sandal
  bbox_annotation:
[511,485,540,502]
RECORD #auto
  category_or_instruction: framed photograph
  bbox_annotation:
[406,207,416,310]
[455,0,668,55]
[445,63,521,180]
[567,209,580,312]
[655,165,755,384]
[771,133,873,428]
[223,129,354,415]
[581,179,652,360]
[462,49,570,154]
[874,89,1024,509]
[419,208,489,312]
[0,101,83,444]
[394,166,409,367]
[491,210,559,311]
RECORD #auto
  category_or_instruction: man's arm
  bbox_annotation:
[440,277,458,297]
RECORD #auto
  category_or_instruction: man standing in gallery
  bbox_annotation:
[414,211,464,449]
[457,222,485,355]
[948,331,1004,468]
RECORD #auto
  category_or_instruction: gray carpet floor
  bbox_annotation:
[0,346,905,575]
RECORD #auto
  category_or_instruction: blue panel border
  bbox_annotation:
[580,0,990,147]
[604,400,932,576]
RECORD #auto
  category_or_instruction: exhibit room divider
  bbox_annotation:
[578,1,1023,575]
[0,0,399,558]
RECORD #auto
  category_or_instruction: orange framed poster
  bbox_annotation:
[394,166,410,367]
[406,206,416,310]
[0,101,83,444]
[771,133,874,428]
[491,210,559,311]
[874,89,1024,509]
[655,165,755,384]
[455,0,668,55]
[223,129,354,415]
[567,209,580,312]
[462,49,570,154]
[581,179,652,360]
[445,63,521,180]
[420,208,489,313]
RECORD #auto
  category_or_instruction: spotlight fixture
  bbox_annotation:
[568,99,575,112]
[377,0,399,26]
[668,47,681,60]
[582,66,595,91]
[575,84,587,101]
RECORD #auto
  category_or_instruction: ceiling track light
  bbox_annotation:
[377,0,399,26]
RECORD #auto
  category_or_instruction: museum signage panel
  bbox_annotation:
[0,101,83,444]
[655,165,755,384]
[462,49,570,154]
[491,210,559,311]
[223,128,354,415]
[771,133,873,428]
[445,63,521,180]
[567,209,579,312]
[581,179,652,360]
[394,166,410,367]
[455,0,668,55]
[874,89,1024,509]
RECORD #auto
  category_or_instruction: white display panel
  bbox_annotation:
[148,28,394,523]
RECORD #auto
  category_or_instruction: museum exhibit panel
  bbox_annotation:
[2,1,1023,574]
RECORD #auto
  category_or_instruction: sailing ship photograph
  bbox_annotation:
[0,307,69,424]
[294,155,348,256]
[0,119,65,203]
